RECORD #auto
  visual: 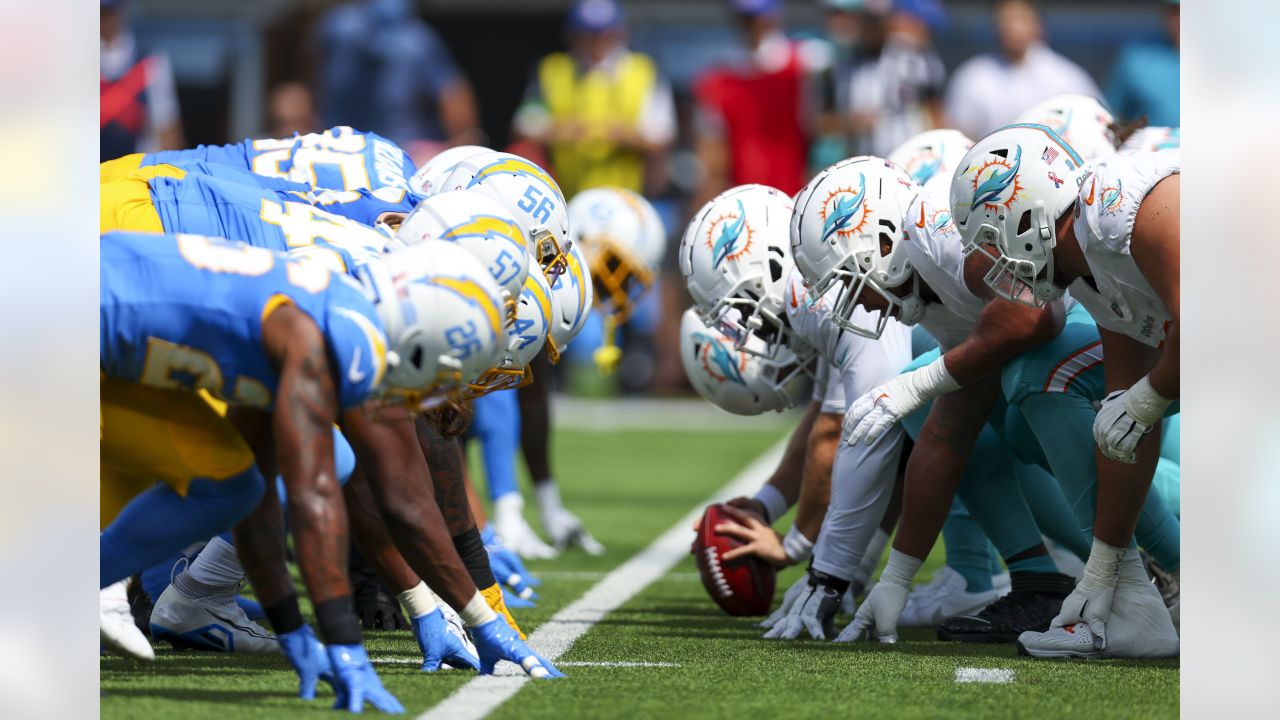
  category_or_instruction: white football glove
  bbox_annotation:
[835,549,922,643]
[844,357,959,446]
[1092,376,1172,464]
[759,575,807,630]
[1051,538,1126,647]
[762,571,846,640]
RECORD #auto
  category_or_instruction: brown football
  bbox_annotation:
[692,503,777,616]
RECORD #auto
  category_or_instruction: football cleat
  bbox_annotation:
[1141,551,1180,632]
[494,495,559,560]
[936,571,1075,643]
[101,579,155,661]
[898,566,1006,628]
[150,584,278,653]
[1015,622,1104,658]
[1017,574,1178,659]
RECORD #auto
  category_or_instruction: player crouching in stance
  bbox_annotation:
[951,125,1180,658]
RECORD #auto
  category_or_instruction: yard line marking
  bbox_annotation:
[417,441,785,720]
[557,661,681,668]
[533,571,607,581]
[954,667,1016,684]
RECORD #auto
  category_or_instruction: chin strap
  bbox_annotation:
[593,314,623,375]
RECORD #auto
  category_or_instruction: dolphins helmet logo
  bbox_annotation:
[706,199,753,269]
[820,173,870,243]
[1100,179,1125,215]
[903,149,942,184]
[927,207,955,235]
[693,332,747,384]
[969,146,1024,212]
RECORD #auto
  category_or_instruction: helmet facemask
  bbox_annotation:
[961,200,1063,307]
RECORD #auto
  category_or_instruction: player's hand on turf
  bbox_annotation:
[840,581,907,643]
[470,617,565,678]
[760,574,808,629]
[763,571,845,640]
[1051,540,1125,648]
[1092,378,1170,464]
[326,644,405,714]
[278,625,335,701]
[411,608,480,673]
[714,505,789,567]
[486,537,540,601]
[845,384,908,445]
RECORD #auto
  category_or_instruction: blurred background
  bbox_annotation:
[102,0,1179,397]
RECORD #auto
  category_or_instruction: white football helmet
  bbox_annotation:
[395,190,529,322]
[567,187,665,323]
[950,123,1086,307]
[355,241,505,405]
[465,264,557,398]
[409,144,492,197]
[1120,126,1180,154]
[887,129,974,185]
[1015,94,1117,163]
[436,151,572,280]
[545,239,594,364]
[790,156,921,339]
[679,309,811,416]
[680,184,804,359]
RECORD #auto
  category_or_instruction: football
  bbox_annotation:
[693,503,777,616]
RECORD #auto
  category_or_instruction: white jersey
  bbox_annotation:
[1069,150,1179,348]
[1119,126,1180,155]
[784,267,911,402]
[901,175,985,350]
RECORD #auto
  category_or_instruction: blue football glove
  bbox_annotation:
[278,625,335,701]
[470,617,564,679]
[501,586,536,609]
[483,526,541,596]
[411,608,479,672]
[326,644,405,714]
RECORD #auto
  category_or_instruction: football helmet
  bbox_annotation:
[465,264,557,398]
[395,190,529,322]
[567,187,665,324]
[680,184,804,359]
[790,156,921,339]
[950,123,1086,306]
[887,129,974,185]
[679,309,811,416]
[1015,94,1117,163]
[545,239,594,364]
[437,151,572,280]
[355,241,505,406]
[409,144,492,197]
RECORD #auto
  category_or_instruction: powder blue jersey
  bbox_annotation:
[101,231,387,410]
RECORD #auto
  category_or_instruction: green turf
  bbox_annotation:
[101,422,1179,719]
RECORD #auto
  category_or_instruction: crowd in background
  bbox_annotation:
[101,0,1180,396]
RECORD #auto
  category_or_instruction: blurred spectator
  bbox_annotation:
[842,0,947,157]
[267,82,320,139]
[513,0,676,199]
[1106,0,1179,126]
[693,0,812,206]
[100,0,183,161]
[314,0,482,161]
[944,0,1099,140]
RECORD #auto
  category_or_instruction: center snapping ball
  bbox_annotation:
[692,503,777,616]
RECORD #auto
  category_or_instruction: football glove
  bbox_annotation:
[1051,538,1125,647]
[411,608,480,673]
[1092,377,1172,464]
[326,644,404,714]
[470,616,565,678]
[838,549,922,643]
[278,625,334,701]
[845,357,958,446]
[483,525,540,601]
[762,570,847,640]
[759,574,808,630]
[481,583,527,640]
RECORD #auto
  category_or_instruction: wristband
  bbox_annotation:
[897,354,961,411]
[752,484,790,525]
[807,568,851,596]
[782,525,814,564]
[453,528,497,590]
[880,549,925,588]
[396,581,439,619]
[459,589,498,627]
[263,593,304,636]
[314,596,362,646]
[1081,537,1127,588]
[1124,375,1174,425]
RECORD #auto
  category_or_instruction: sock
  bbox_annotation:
[941,498,995,593]
[534,478,562,516]
[140,552,185,602]
[186,535,245,588]
[101,467,264,587]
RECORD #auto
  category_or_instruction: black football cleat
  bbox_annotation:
[936,571,1076,643]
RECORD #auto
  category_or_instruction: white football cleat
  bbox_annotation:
[150,584,278,653]
[439,601,479,669]
[1016,622,1104,657]
[534,481,605,555]
[898,566,1004,627]
[494,494,559,560]
[101,580,155,661]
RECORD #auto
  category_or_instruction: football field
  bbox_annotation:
[101,401,1179,719]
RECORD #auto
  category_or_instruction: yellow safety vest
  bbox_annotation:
[538,51,657,197]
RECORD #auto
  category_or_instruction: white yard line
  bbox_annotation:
[954,667,1016,684]
[416,442,785,720]
[557,661,680,668]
